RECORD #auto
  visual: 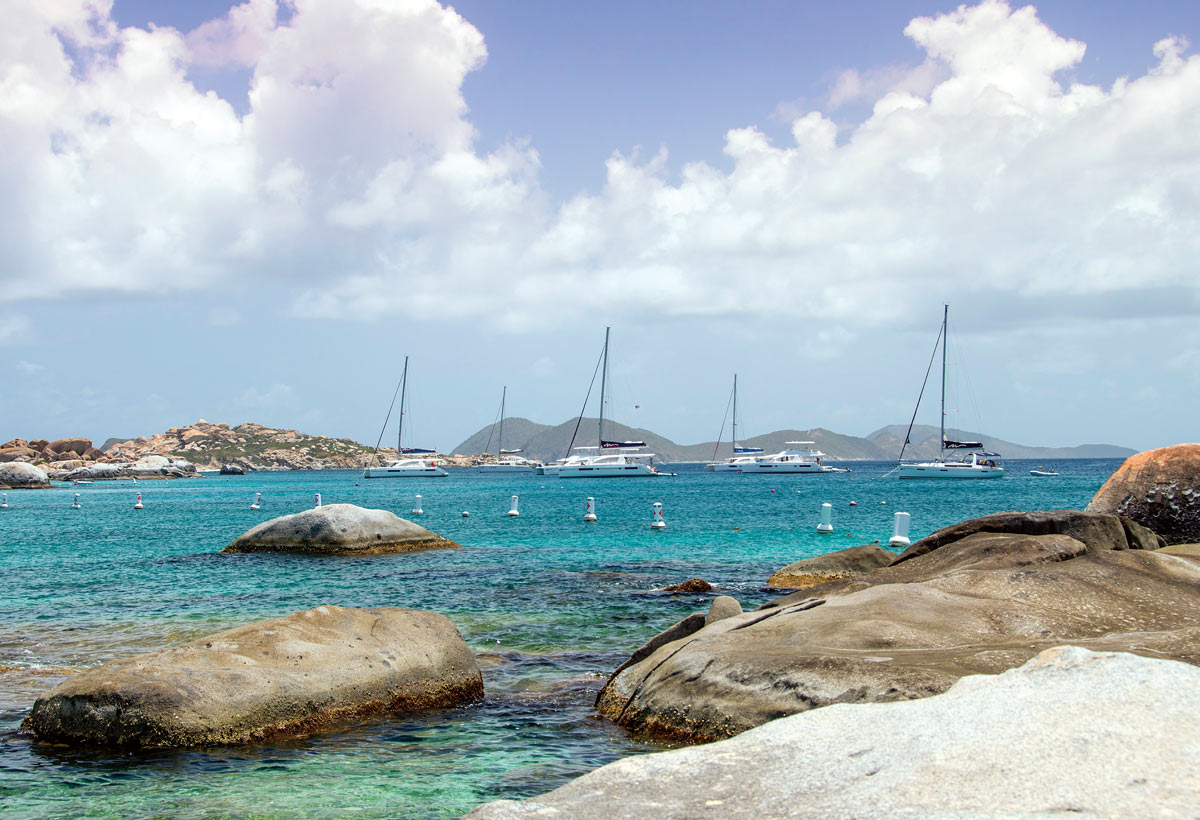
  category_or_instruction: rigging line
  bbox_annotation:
[898,321,945,464]
[564,343,606,459]
[710,381,735,464]
[370,374,405,465]
[483,393,504,456]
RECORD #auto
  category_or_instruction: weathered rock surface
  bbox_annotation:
[705,596,742,625]
[219,463,247,475]
[23,605,482,748]
[0,446,39,463]
[662,577,712,593]
[471,647,1200,820]
[767,544,895,589]
[222,503,460,556]
[0,461,51,489]
[596,510,1200,742]
[59,456,196,482]
[47,437,92,456]
[1087,443,1200,545]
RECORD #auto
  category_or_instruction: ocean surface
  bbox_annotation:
[1,459,1120,819]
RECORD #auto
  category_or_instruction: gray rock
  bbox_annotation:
[596,509,1200,742]
[1087,444,1200,545]
[63,463,127,481]
[468,647,1200,820]
[23,605,482,748]
[0,461,51,489]
[705,596,742,625]
[222,503,460,556]
[768,543,895,589]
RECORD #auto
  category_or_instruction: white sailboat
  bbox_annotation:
[738,441,843,473]
[480,386,542,473]
[363,356,448,479]
[557,327,665,478]
[706,374,765,472]
[897,305,1004,479]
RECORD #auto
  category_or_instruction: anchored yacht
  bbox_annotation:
[363,356,448,479]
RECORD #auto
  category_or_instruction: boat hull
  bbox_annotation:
[363,466,448,478]
[480,465,536,474]
[898,463,1004,479]
[557,464,659,478]
[738,463,833,474]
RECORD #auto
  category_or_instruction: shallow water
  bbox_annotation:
[0,460,1118,818]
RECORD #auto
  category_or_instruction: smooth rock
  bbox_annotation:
[222,503,460,556]
[63,463,127,481]
[596,510,1200,742]
[0,446,39,463]
[470,647,1200,820]
[219,464,247,475]
[0,461,51,489]
[705,596,743,625]
[23,605,482,748]
[767,544,895,589]
[1087,443,1200,545]
[48,437,92,456]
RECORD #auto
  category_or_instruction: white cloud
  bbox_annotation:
[1,0,1199,334]
[238,382,292,406]
[16,360,44,375]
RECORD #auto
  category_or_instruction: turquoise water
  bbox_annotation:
[1,460,1118,818]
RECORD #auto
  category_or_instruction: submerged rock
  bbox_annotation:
[23,605,482,748]
[0,461,51,489]
[596,509,1199,742]
[662,577,713,593]
[471,647,1200,820]
[1087,443,1200,545]
[767,544,895,589]
[222,503,460,556]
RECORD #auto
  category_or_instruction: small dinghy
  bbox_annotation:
[1029,467,1059,476]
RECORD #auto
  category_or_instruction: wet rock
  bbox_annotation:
[0,461,51,489]
[662,578,713,593]
[471,647,1200,820]
[596,510,1199,742]
[23,605,482,748]
[1087,444,1200,546]
[222,503,460,556]
[767,544,895,589]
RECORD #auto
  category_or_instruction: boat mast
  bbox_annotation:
[498,386,506,457]
[940,304,948,462]
[732,373,739,449]
[598,327,610,447]
[397,355,409,454]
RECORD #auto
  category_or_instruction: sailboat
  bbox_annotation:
[363,357,448,479]
[897,305,1004,479]
[707,374,764,472]
[480,386,542,473]
[557,327,666,478]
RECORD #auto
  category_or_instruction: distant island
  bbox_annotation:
[0,419,1134,477]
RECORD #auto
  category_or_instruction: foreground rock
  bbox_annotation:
[596,509,1199,742]
[767,544,895,589]
[222,503,460,556]
[470,647,1200,820]
[0,461,51,489]
[23,605,482,748]
[1087,443,1200,545]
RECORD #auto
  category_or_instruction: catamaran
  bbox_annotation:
[737,441,844,473]
[480,386,542,473]
[556,327,666,478]
[363,356,448,479]
[897,305,1003,479]
[706,374,765,472]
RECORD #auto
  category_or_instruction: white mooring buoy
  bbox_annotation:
[817,502,833,533]
[412,494,424,515]
[72,493,81,509]
[314,493,321,508]
[583,496,597,522]
[250,492,261,511]
[1,494,8,509]
[651,501,665,529]
[508,495,520,517]
[462,510,470,517]
[133,493,144,510]
[889,511,912,547]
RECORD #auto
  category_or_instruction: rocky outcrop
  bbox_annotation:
[1087,444,1200,545]
[219,464,246,475]
[0,462,51,489]
[470,647,1200,820]
[595,510,1200,743]
[22,605,482,748]
[60,455,196,482]
[222,504,460,556]
[767,544,895,589]
[662,578,713,593]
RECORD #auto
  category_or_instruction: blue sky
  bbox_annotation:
[2,0,1198,453]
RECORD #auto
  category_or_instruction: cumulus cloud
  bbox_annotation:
[1,0,1198,332]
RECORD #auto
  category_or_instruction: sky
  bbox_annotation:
[2,0,1198,453]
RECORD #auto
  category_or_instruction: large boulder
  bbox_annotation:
[1087,444,1200,545]
[596,510,1199,742]
[222,503,460,556]
[22,605,482,748]
[768,544,895,589]
[63,463,128,481]
[47,437,92,456]
[0,446,39,463]
[0,461,51,489]
[470,647,1200,820]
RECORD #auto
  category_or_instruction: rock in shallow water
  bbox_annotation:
[469,647,1200,820]
[596,509,1200,742]
[0,461,50,489]
[23,605,482,748]
[222,503,460,555]
[1087,443,1200,546]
